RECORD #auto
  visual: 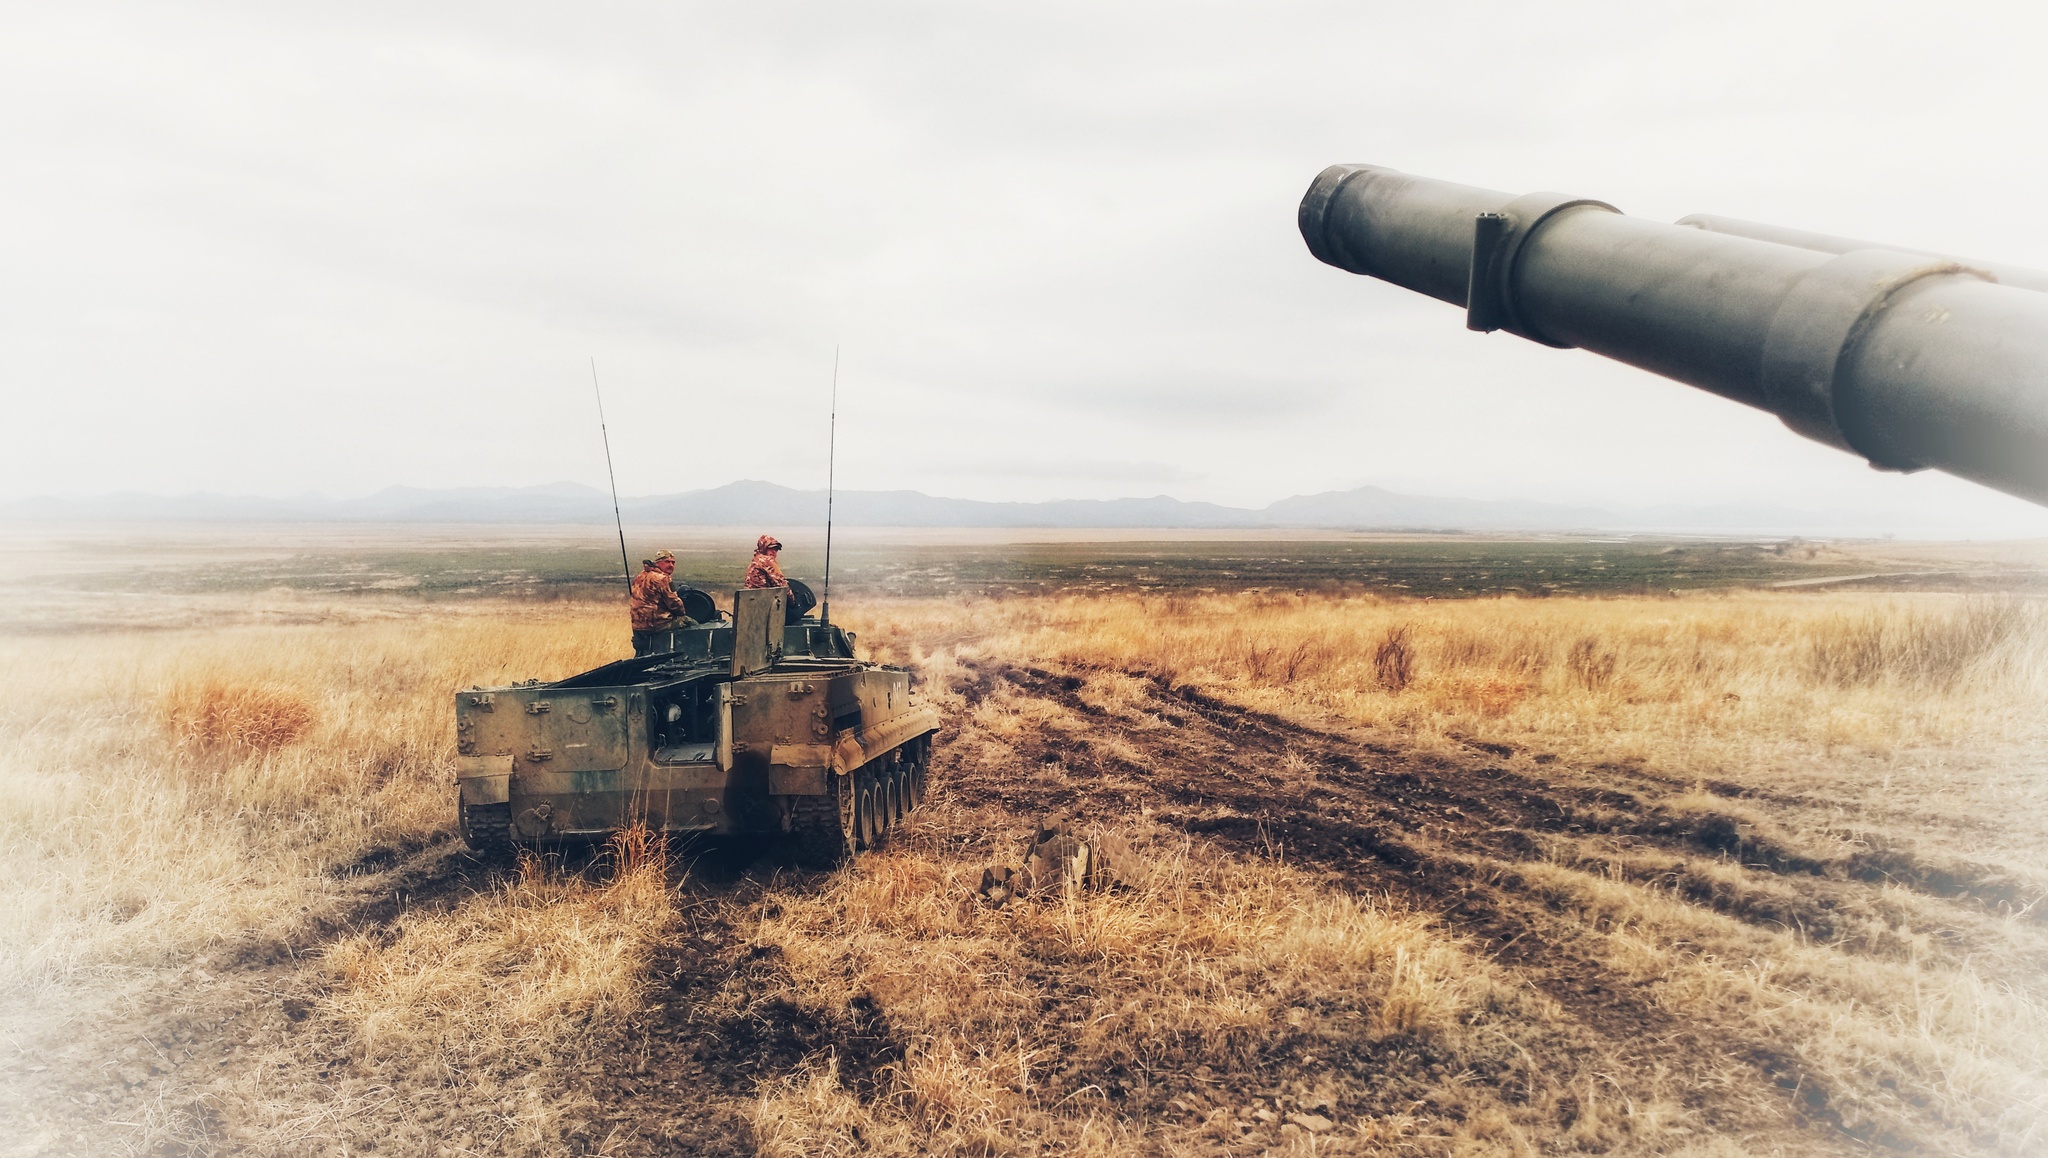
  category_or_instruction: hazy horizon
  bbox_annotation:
[12,475,2048,539]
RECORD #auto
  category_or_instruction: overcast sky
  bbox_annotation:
[5,1,2047,530]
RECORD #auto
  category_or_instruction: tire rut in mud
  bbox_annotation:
[958,660,1909,1149]
[558,862,910,1158]
[541,904,765,1157]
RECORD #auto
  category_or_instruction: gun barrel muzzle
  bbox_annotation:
[1300,164,2048,506]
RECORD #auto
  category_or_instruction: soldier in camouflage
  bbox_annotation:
[630,549,693,656]
[744,535,788,590]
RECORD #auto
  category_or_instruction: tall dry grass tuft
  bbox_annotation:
[1809,595,2035,689]
[1564,636,1618,690]
[1373,624,1414,691]
[159,679,316,754]
[589,820,671,900]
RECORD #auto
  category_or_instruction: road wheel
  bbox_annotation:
[855,773,878,850]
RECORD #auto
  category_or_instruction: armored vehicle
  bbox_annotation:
[1299,164,2048,506]
[453,584,940,866]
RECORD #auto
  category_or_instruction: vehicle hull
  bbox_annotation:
[453,619,939,862]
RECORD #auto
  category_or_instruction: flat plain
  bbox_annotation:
[2,525,2045,1156]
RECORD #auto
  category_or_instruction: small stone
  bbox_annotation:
[1253,1108,1277,1123]
[1288,1112,1335,1133]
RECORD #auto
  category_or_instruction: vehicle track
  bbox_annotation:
[545,863,911,1156]
[948,659,1978,1151]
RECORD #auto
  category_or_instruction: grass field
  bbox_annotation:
[1,528,2044,1155]
[11,523,2048,607]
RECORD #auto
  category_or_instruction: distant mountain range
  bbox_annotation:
[0,479,2014,536]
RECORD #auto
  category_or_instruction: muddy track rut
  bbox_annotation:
[942,659,2024,1153]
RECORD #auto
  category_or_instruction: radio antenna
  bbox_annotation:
[590,357,632,596]
[821,346,839,626]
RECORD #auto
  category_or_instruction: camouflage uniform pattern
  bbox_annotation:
[744,535,788,589]
[630,566,690,630]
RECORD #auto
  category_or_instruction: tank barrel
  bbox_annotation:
[1676,214,2048,296]
[1299,164,2048,506]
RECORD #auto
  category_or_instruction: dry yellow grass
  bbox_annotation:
[856,589,2048,810]
[821,589,2048,1152]
[746,845,1540,1155]
[0,583,2042,1154]
[0,603,628,1153]
[208,830,678,1153]
[159,680,318,754]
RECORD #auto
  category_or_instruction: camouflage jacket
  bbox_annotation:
[629,567,690,631]
[743,552,787,589]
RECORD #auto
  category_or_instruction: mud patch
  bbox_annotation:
[951,660,1931,1150]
